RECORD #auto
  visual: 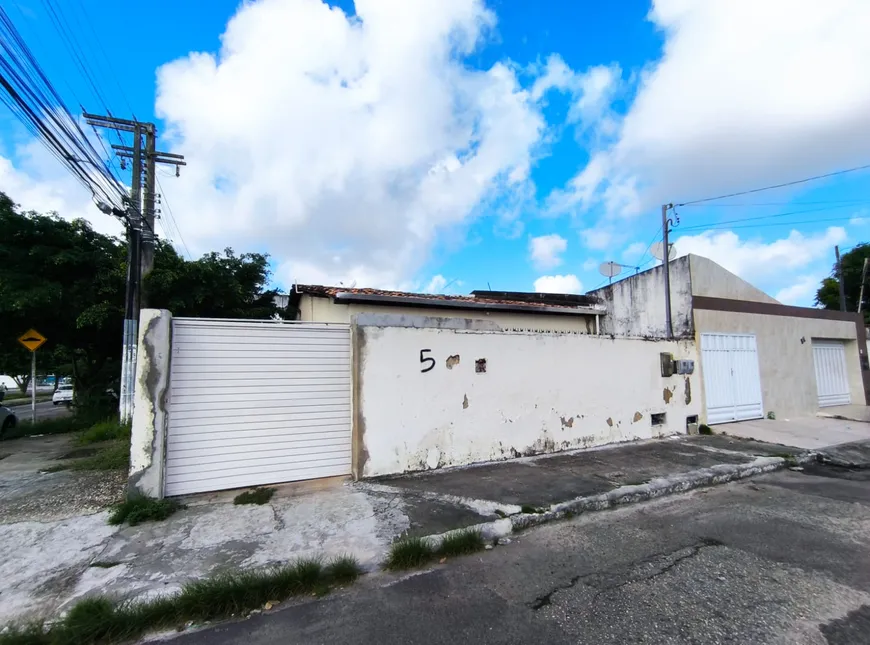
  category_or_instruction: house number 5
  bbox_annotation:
[419,349,435,373]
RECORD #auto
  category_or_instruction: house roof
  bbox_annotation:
[287,284,605,317]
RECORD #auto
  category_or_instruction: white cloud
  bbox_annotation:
[423,274,448,293]
[152,0,552,288]
[553,0,870,217]
[622,241,646,262]
[534,274,582,294]
[581,227,613,251]
[673,226,846,285]
[529,233,567,269]
[582,257,598,271]
[0,141,124,238]
[775,274,822,305]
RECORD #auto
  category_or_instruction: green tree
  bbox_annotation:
[815,243,870,322]
[0,192,278,411]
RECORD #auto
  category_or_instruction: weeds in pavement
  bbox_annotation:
[698,424,713,435]
[88,561,122,568]
[45,441,129,473]
[385,536,435,570]
[233,487,276,505]
[520,504,544,514]
[0,555,363,645]
[324,555,363,584]
[438,529,484,557]
[108,496,184,527]
[385,528,488,571]
[77,420,131,446]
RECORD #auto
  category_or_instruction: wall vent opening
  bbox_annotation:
[651,412,666,426]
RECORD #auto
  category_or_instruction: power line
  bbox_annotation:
[676,203,867,232]
[676,163,870,207]
[156,176,192,259]
[686,199,869,208]
[677,216,856,233]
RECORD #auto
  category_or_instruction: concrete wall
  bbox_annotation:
[354,317,701,477]
[587,257,693,338]
[128,309,172,499]
[688,255,779,303]
[694,309,865,419]
[298,294,599,334]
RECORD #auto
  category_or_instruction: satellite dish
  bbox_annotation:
[599,261,622,278]
[651,242,676,261]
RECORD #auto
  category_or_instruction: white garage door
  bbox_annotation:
[165,319,352,496]
[813,340,851,407]
[701,333,764,425]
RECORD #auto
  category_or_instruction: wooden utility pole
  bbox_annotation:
[83,113,185,421]
[835,245,847,312]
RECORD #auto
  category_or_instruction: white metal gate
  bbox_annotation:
[701,333,764,424]
[165,318,352,496]
[813,340,851,407]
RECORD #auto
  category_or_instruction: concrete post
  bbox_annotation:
[128,309,172,499]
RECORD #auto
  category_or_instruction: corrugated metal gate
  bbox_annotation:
[701,333,764,425]
[813,340,851,407]
[164,318,352,496]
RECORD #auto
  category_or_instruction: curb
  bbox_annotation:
[417,453,818,548]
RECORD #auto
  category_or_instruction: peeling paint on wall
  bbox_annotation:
[684,377,692,405]
[560,416,574,428]
[606,417,614,427]
[632,411,643,423]
[663,387,673,404]
[462,394,469,409]
[446,354,460,369]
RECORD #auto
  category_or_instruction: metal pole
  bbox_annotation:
[836,245,847,312]
[858,257,868,314]
[120,125,143,422]
[141,123,157,304]
[31,350,36,424]
[662,204,673,339]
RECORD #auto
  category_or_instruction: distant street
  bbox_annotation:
[5,400,70,422]
[173,466,870,645]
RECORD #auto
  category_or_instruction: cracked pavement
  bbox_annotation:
[170,465,870,645]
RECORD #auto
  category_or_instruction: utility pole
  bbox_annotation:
[662,203,674,339]
[835,245,847,312]
[858,257,869,314]
[83,113,185,421]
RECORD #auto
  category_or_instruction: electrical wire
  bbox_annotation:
[675,203,867,232]
[676,163,870,207]
[156,176,192,259]
[679,216,856,233]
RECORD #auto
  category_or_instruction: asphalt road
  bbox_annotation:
[5,400,71,422]
[171,465,870,645]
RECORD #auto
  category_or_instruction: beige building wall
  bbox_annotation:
[694,309,865,419]
[296,294,600,334]
[688,255,779,303]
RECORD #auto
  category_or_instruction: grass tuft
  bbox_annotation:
[233,487,276,505]
[0,555,364,645]
[324,555,361,584]
[384,536,435,570]
[89,561,123,569]
[108,496,184,527]
[698,424,713,435]
[77,420,131,446]
[3,415,91,441]
[520,504,544,514]
[437,528,485,557]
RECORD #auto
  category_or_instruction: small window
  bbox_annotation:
[651,412,666,426]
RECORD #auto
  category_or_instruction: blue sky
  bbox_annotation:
[2,0,870,306]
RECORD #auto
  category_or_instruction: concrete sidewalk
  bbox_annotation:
[715,416,870,449]
[0,433,817,626]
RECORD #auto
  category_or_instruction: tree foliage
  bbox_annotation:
[815,243,870,322]
[0,192,278,410]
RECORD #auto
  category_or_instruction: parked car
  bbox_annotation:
[53,384,74,406]
[0,406,16,437]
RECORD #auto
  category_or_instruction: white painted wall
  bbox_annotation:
[356,323,701,477]
[587,257,694,338]
[298,294,599,334]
